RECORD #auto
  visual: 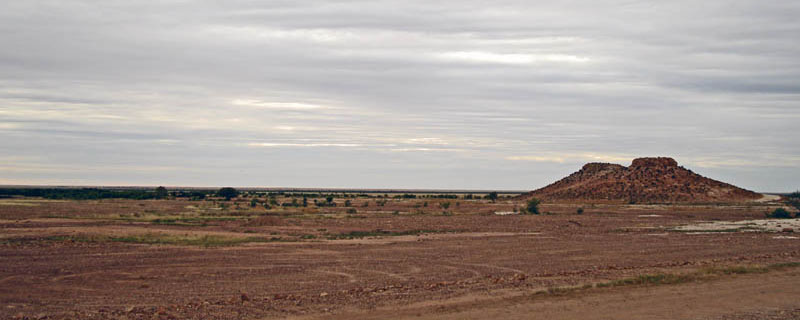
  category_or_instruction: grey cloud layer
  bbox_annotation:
[1,0,798,190]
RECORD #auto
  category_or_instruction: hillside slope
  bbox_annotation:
[527,157,761,203]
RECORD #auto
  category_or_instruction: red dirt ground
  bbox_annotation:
[1,198,798,319]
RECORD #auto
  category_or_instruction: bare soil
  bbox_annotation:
[1,198,798,319]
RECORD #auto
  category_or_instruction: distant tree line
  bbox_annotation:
[0,187,210,200]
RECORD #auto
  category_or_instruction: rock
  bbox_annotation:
[631,157,678,168]
[319,292,328,297]
[240,293,249,302]
[526,157,760,203]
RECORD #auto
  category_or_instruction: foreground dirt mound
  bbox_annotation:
[528,157,761,203]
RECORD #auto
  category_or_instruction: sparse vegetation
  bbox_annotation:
[217,187,239,200]
[525,198,541,214]
[16,233,276,247]
[0,187,185,200]
[327,229,442,240]
[155,186,168,199]
[766,208,793,219]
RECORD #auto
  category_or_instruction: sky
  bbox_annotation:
[0,1,798,191]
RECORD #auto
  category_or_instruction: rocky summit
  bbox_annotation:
[527,157,762,203]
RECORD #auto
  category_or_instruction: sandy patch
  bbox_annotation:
[673,218,800,233]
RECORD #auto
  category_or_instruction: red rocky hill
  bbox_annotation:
[527,157,761,203]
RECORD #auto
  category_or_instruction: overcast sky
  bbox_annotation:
[1,1,798,191]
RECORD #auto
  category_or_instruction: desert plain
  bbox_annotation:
[1,191,799,320]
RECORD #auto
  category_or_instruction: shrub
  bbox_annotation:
[487,192,498,202]
[155,186,168,199]
[577,208,584,215]
[525,198,541,215]
[346,208,357,214]
[217,187,239,200]
[766,208,793,219]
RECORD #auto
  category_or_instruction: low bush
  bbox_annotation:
[766,208,793,219]
[525,198,540,214]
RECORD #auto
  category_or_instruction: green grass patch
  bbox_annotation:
[598,273,696,287]
[529,262,800,301]
[326,229,445,240]
[109,234,273,247]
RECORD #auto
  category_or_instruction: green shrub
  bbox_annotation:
[217,187,239,200]
[155,186,168,199]
[766,208,793,219]
[577,208,584,215]
[525,198,541,215]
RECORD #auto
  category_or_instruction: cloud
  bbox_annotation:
[231,99,329,110]
[246,142,362,148]
[438,51,590,65]
[505,153,634,164]
[0,0,798,190]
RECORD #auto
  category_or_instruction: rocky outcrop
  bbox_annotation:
[526,157,761,203]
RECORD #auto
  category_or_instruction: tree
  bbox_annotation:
[487,192,498,202]
[526,198,540,215]
[217,187,239,200]
[155,186,168,199]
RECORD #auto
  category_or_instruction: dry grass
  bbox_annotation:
[541,262,800,296]
[3,233,282,247]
